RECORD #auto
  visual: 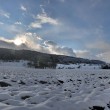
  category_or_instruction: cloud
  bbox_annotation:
[30,14,59,28]
[38,23,105,44]
[37,14,59,25]
[7,25,25,34]
[21,5,27,11]
[44,40,57,47]
[74,50,91,58]
[44,40,76,56]
[0,23,25,35]
[15,22,22,25]
[30,6,59,29]
[87,40,110,51]
[1,32,109,61]
[30,22,42,28]
[0,33,43,50]
[0,33,45,52]
[17,34,76,57]
[14,33,43,49]
[96,51,110,63]
[0,9,10,18]
[0,37,13,43]
[74,49,108,62]
[0,33,76,57]
[0,37,28,50]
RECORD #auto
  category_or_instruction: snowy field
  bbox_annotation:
[0,66,110,110]
[0,61,101,69]
[56,63,101,69]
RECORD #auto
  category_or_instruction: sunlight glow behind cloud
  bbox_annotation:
[0,32,76,57]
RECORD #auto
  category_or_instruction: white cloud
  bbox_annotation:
[0,9,10,18]
[30,14,59,29]
[30,22,42,28]
[0,37,13,43]
[37,14,59,25]
[15,22,22,25]
[40,5,46,15]
[14,32,42,48]
[21,5,27,11]
[96,51,110,63]
[30,6,59,29]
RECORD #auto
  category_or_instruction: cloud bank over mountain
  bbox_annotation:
[0,0,110,62]
[0,33,76,57]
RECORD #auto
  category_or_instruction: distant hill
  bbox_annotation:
[0,48,105,68]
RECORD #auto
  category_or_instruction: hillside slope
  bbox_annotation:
[0,48,105,68]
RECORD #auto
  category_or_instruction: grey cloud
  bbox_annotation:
[96,51,110,63]
[44,40,57,46]
[74,50,98,60]
[86,40,110,51]
[44,40,76,57]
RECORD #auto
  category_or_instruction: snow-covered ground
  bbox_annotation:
[0,60,28,68]
[56,63,101,69]
[0,66,110,110]
[0,61,102,70]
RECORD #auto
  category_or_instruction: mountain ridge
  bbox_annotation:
[0,48,105,68]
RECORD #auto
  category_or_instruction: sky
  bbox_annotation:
[0,0,110,62]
